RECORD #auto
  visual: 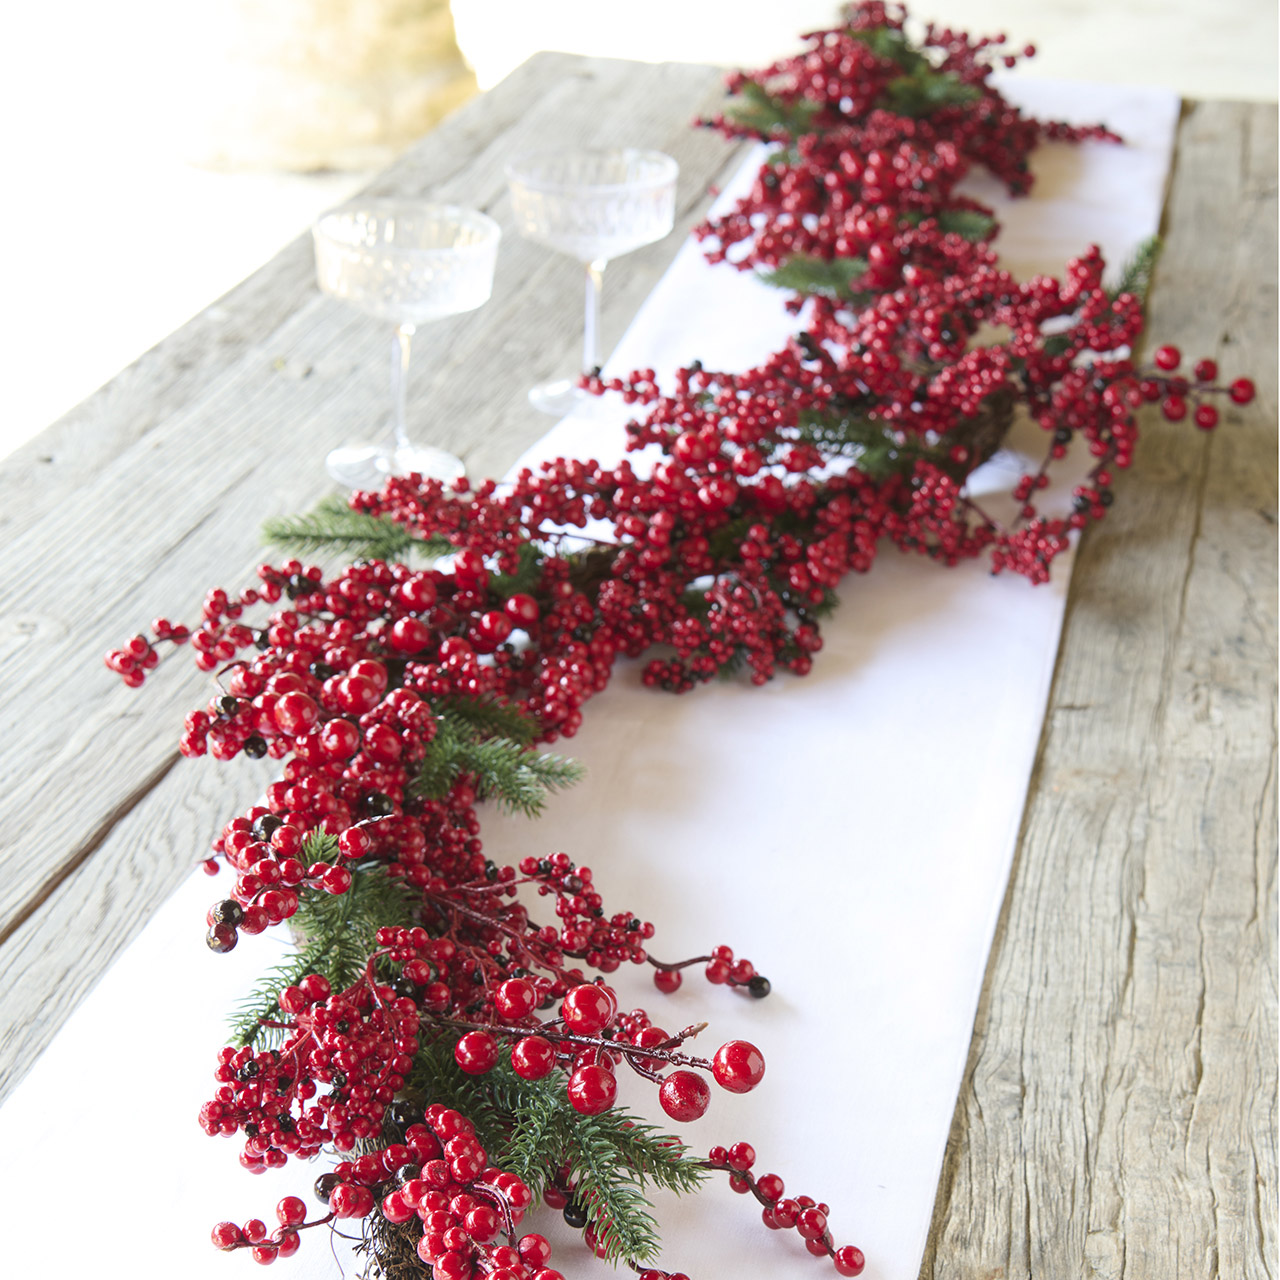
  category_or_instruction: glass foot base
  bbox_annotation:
[529,377,588,416]
[326,442,465,490]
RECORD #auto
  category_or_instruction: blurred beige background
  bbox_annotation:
[1,0,1275,460]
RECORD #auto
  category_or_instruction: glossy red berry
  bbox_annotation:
[561,984,614,1034]
[1193,358,1218,382]
[567,1064,617,1115]
[1230,377,1257,404]
[712,1040,766,1093]
[658,1070,711,1122]
[834,1245,866,1276]
[511,1035,557,1080]
[495,978,537,1021]
[1154,344,1181,371]
[275,1196,307,1227]
[211,1222,242,1250]
[1194,403,1219,430]
[653,967,682,994]
[455,1031,499,1075]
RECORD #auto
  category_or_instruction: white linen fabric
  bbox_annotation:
[0,80,1177,1280]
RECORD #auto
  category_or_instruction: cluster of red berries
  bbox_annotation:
[449,972,765,1124]
[702,1143,865,1276]
[317,1103,556,1280]
[696,0,1118,279]
[211,1196,318,1266]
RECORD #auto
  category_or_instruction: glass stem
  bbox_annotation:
[389,322,416,457]
[583,259,606,378]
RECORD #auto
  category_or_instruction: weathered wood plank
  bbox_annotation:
[0,55,747,1099]
[920,100,1277,1280]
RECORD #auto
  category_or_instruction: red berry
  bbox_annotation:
[1161,394,1187,422]
[658,1070,711,1122]
[276,1196,307,1227]
[242,1219,268,1243]
[381,1191,415,1224]
[273,691,320,735]
[273,1229,301,1259]
[561,983,614,1034]
[712,1040,766,1093]
[511,1035,557,1080]
[796,1205,828,1240]
[834,1245,866,1276]
[1230,377,1257,404]
[756,1173,784,1201]
[390,616,432,652]
[1193,358,1218,382]
[1194,404,1219,430]
[330,1183,374,1219]
[211,1222,242,1250]
[653,967,682,994]
[495,978,537,1021]
[454,1030,499,1075]
[1153,344,1181,371]
[518,1234,553,1267]
[505,594,540,626]
[567,1064,617,1115]
[727,1141,756,1171]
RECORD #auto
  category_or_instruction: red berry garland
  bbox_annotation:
[108,6,1256,1278]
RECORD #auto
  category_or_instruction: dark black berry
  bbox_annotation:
[210,899,244,927]
[562,1200,588,1229]
[748,975,772,999]
[243,736,268,759]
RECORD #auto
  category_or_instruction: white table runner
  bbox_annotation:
[0,79,1178,1280]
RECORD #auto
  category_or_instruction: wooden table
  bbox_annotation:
[1,56,1274,1279]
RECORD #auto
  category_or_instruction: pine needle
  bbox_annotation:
[759,255,873,304]
[261,494,450,561]
[1108,234,1162,305]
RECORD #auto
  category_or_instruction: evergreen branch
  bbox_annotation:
[261,494,451,561]
[904,207,997,242]
[759,255,873,304]
[883,67,981,118]
[227,931,366,1049]
[564,1118,663,1262]
[412,717,464,802]
[412,716,584,816]
[501,1086,705,1264]
[228,855,417,1048]
[848,24,932,75]
[434,696,539,748]
[1108,234,1162,305]
[723,80,821,138]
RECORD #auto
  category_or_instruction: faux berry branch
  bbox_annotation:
[106,5,1255,1279]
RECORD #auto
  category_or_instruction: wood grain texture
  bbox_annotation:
[0,54,747,1101]
[919,100,1277,1280]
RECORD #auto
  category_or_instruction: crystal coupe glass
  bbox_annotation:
[313,201,501,488]
[506,148,678,415]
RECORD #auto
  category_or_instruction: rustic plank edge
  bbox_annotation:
[919,99,1277,1280]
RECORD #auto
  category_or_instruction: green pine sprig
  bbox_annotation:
[261,494,452,561]
[759,255,873,304]
[1108,234,1162,305]
[902,207,997,242]
[227,833,416,1048]
[723,80,821,139]
[411,714,584,817]
[404,1043,706,1265]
